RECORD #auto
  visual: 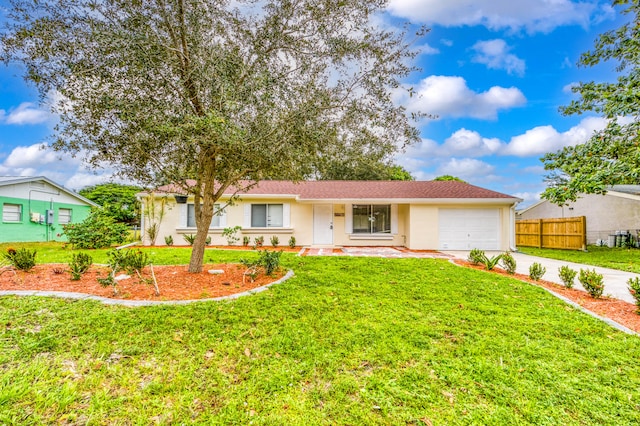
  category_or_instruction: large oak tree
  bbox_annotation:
[541,0,640,205]
[1,0,422,271]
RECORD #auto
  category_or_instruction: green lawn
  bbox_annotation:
[519,245,640,273]
[1,246,640,424]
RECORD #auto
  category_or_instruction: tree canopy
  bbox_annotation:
[1,0,422,271]
[433,175,466,182]
[78,183,141,225]
[541,0,640,205]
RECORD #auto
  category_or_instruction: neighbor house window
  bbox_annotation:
[187,204,223,228]
[352,204,391,234]
[2,203,22,222]
[58,208,72,224]
[251,204,283,227]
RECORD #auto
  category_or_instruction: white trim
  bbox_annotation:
[391,204,398,234]
[345,203,353,234]
[283,203,291,227]
[349,235,394,241]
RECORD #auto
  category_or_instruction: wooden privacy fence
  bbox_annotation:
[516,216,586,250]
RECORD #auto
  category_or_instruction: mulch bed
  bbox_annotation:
[454,259,640,333]
[0,263,285,301]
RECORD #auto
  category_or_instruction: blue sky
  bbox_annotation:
[0,0,628,206]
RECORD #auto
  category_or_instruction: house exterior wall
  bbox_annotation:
[517,193,640,244]
[0,181,92,243]
[406,204,513,251]
[147,196,515,250]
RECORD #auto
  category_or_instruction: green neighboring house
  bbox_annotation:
[0,176,97,243]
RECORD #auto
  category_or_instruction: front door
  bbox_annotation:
[313,204,333,245]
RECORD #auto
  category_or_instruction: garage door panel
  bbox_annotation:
[439,209,500,250]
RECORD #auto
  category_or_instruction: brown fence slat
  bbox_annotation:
[516,216,586,250]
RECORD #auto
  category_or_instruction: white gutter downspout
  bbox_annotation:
[510,202,519,252]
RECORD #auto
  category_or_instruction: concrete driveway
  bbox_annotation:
[443,251,639,304]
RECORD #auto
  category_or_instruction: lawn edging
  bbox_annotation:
[0,269,295,307]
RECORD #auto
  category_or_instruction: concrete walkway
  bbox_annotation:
[444,251,639,304]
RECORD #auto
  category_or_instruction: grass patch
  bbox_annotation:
[1,252,640,424]
[518,245,640,273]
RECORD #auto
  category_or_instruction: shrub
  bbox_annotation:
[2,247,36,272]
[627,277,640,313]
[501,252,516,274]
[122,249,149,275]
[205,236,211,246]
[270,235,280,247]
[240,249,283,280]
[288,236,296,248]
[579,268,604,299]
[558,265,577,289]
[68,252,93,280]
[480,253,502,270]
[467,248,485,265]
[97,249,153,295]
[529,262,546,281]
[254,236,264,248]
[242,236,251,247]
[164,235,174,246]
[222,226,242,245]
[63,209,129,249]
[258,250,282,276]
[183,234,196,245]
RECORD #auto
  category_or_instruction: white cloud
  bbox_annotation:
[471,39,525,76]
[440,39,453,47]
[398,75,526,120]
[1,102,51,125]
[417,43,440,55]
[563,81,579,93]
[503,116,607,156]
[442,129,504,157]
[387,0,610,34]
[435,158,496,180]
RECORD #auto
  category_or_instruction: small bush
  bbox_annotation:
[579,268,604,299]
[627,277,640,313]
[480,253,502,270]
[222,226,242,245]
[122,249,149,275]
[205,236,211,246]
[288,236,296,248]
[63,209,129,249]
[501,252,516,274]
[183,234,196,245]
[2,247,37,272]
[468,248,485,265]
[69,252,93,281]
[558,265,577,289]
[529,262,546,281]
[243,236,251,247]
[254,236,264,248]
[164,235,174,246]
[258,250,282,276]
[270,235,280,247]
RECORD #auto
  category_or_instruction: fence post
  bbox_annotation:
[580,216,587,251]
[538,219,543,248]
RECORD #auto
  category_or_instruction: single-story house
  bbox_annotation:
[140,180,521,251]
[516,185,640,244]
[0,176,97,243]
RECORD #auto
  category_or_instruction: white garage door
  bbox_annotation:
[439,209,500,250]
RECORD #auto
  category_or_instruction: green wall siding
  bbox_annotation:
[0,196,92,243]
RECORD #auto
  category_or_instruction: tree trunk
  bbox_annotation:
[188,228,209,273]
[188,172,217,273]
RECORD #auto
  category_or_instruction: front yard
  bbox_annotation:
[1,245,639,424]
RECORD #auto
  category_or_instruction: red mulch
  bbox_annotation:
[454,259,640,333]
[0,263,285,302]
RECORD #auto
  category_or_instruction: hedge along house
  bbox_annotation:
[140,180,521,251]
[0,176,97,243]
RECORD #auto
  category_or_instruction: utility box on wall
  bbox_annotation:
[46,209,54,225]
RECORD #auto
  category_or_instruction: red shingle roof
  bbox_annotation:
[157,180,519,201]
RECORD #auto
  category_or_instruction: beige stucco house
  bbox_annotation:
[140,180,521,251]
[516,185,640,244]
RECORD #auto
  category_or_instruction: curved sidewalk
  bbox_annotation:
[443,251,639,304]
